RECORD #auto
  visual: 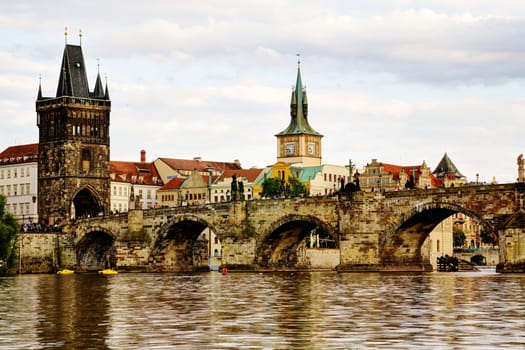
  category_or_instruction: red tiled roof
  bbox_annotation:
[158,157,242,172]
[381,162,440,188]
[219,168,264,183]
[159,177,185,190]
[110,161,161,186]
[0,143,38,165]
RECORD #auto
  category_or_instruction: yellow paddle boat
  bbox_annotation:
[57,269,75,275]
[98,269,118,275]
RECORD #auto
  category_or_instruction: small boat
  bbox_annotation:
[98,269,118,275]
[57,269,75,275]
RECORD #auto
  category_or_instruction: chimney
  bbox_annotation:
[140,150,146,163]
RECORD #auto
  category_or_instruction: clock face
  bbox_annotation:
[285,143,295,155]
[307,143,315,155]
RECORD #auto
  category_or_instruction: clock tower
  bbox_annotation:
[276,60,323,166]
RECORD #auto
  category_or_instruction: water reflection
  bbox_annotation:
[1,271,525,349]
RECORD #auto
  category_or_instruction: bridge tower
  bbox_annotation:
[36,37,111,226]
[275,57,323,166]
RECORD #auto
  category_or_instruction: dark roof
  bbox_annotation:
[158,157,242,172]
[48,44,109,101]
[218,168,265,183]
[276,65,322,137]
[56,44,90,98]
[0,143,38,165]
[432,153,464,178]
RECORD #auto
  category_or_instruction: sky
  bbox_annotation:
[1,1,525,183]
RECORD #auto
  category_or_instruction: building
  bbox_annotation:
[36,41,111,225]
[213,168,266,201]
[432,153,467,187]
[153,157,242,185]
[110,150,162,212]
[275,60,323,167]
[0,144,39,226]
[359,159,437,191]
[266,61,349,197]
[421,218,454,270]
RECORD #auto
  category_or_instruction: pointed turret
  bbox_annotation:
[37,78,42,100]
[56,44,90,98]
[276,63,321,136]
[93,71,105,98]
[104,81,110,100]
[433,153,464,179]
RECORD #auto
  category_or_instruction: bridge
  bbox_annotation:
[20,183,525,273]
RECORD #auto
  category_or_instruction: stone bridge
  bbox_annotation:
[21,183,525,273]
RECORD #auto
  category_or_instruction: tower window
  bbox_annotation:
[82,149,91,173]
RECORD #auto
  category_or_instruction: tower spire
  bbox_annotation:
[275,55,321,137]
[37,75,42,100]
[64,26,68,44]
[79,29,82,46]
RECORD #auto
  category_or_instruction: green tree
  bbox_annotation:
[480,228,498,247]
[0,195,19,274]
[261,177,283,198]
[287,175,308,197]
[453,228,466,248]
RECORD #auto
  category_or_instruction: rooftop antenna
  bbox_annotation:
[64,26,68,44]
[79,28,82,46]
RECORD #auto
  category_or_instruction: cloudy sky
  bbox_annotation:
[1,1,525,183]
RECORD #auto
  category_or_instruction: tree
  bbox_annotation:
[0,195,19,274]
[261,177,283,198]
[287,175,308,197]
[480,228,498,247]
[453,228,466,248]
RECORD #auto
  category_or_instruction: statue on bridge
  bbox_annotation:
[518,154,524,182]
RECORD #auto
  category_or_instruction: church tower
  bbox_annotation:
[36,38,111,226]
[276,59,323,166]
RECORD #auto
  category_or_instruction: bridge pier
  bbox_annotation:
[497,209,525,273]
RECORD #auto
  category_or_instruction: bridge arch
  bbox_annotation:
[75,226,117,271]
[150,214,218,272]
[255,214,338,269]
[381,200,492,267]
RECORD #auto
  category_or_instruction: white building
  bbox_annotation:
[0,144,39,227]
[109,151,162,213]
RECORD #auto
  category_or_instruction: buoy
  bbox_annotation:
[222,267,228,275]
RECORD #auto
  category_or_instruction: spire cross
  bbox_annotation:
[97,58,100,73]
[79,29,82,46]
[64,27,68,44]
[296,53,300,66]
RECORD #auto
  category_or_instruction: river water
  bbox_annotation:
[1,270,524,349]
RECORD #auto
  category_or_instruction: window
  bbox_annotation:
[82,149,91,173]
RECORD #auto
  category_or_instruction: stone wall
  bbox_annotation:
[20,233,57,273]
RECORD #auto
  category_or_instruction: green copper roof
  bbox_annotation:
[276,66,322,137]
[296,166,323,182]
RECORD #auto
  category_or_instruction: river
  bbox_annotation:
[0,270,524,349]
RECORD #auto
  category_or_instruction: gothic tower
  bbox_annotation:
[276,60,323,166]
[36,41,111,226]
